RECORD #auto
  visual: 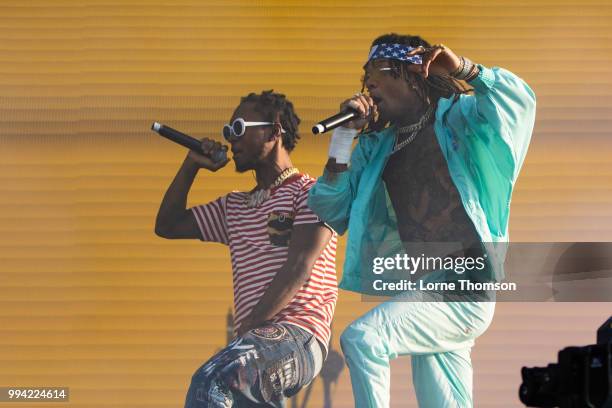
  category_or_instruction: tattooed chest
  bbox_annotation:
[383,128,479,245]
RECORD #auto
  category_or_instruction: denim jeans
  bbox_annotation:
[185,322,323,408]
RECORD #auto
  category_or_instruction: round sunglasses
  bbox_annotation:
[222,118,285,141]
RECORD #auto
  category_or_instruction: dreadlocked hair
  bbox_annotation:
[240,90,301,153]
[363,34,472,131]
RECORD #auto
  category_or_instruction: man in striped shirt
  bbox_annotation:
[155,90,337,408]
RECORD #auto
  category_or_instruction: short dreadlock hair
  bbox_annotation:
[240,90,301,152]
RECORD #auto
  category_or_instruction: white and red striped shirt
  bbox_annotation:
[190,174,337,350]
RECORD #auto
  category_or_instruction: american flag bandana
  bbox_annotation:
[367,43,423,65]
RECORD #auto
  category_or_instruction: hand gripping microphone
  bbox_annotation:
[151,122,227,164]
[312,109,359,134]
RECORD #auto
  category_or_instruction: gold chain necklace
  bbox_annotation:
[245,167,299,208]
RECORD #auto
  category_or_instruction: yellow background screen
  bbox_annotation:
[1,1,611,407]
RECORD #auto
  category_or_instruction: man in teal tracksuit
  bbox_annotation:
[307,33,536,407]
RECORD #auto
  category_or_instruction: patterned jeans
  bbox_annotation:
[184,322,323,408]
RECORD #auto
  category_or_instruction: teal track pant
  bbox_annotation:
[340,297,495,407]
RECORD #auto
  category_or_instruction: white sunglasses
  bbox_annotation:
[223,118,286,141]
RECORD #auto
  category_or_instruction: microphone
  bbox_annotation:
[312,109,359,134]
[151,122,227,164]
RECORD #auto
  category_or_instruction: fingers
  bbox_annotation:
[405,45,426,56]
[405,44,445,56]
[353,93,373,117]
[209,157,230,172]
[189,138,229,171]
[421,46,444,78]
[342,93,375,118]
[405,44,448,78]
[338,92,377,129]
[200,137,224,156]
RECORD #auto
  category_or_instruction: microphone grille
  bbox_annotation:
[312,124,325,134]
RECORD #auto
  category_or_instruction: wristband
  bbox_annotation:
[328,126,358,164]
